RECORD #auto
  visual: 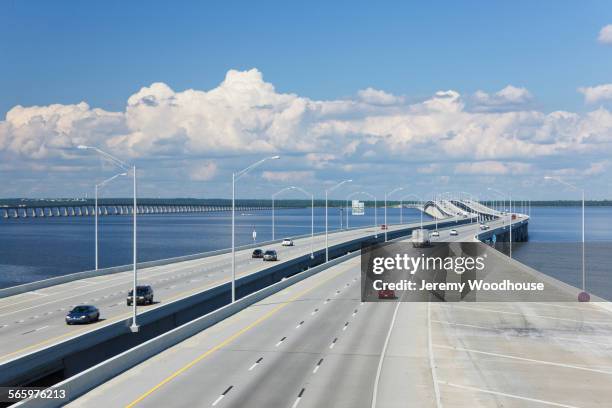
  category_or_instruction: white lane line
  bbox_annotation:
[434,344,612,375]
[248,357,263,371]
[329,338,338,349]
[275,337,287,347]
[313,358,323,374]
[324,299,330,304]
[438,381,579,408]
[311,308,319,316]
[211,385,233,406]
[432,319,494,331]
[295,321,304,329]
[428,303,442,408]
[448,304,612,326]
[352,308,358,317]
[371,300,401,408]
[342,322,349,331]
[28,292,48,297]
[292,388,305,408]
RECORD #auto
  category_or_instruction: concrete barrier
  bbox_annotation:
[13,251,361,408]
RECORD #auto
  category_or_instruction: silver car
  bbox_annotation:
[263,250,278,261]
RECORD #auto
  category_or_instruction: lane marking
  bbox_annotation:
[371,301,401,408]
[295,321,304,329]
[311,308,319,316]
[434,344,612,375]
[329,337,338,349]
[438,381,579,408]
[275,337,287,347]
[211,385,233,406]
[428,303,442,408]
[342,322,349,331]
[313,358,323,374]
[248,357,263,371]
[291,388,305,408]
[125,263,353,407]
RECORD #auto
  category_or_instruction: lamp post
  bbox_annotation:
[488,187,512,258]
[271,186,314,258]
[325,180,352,262]
[78,145,139,332]
[384,187,404,242]
[545,176,586,294]
[232,156,280,302]
[94,172,127,270]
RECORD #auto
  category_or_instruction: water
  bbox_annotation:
[1,206,611,300]
[0,207,426,288]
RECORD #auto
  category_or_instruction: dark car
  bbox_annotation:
[127,285,154,306]
[252,249,264,258]
[263,250,278,261]
[66,305,99,325]
[378,289,397,300]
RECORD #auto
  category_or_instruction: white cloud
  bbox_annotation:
[454,161,532,175]
[417,163,441,174]
[598,24,612,44]
[190,161,218,181]
[357,87,404,105]
[472,85,532,111]
[1,68,612,191]
[578,84,612,104]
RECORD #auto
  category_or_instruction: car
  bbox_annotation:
[480,224,490,230]
[449,229,458,236]
[263,250,278,261]
[380,224,388,230]
[252,248,264,258]
[281,238,294,246]
[378,289,396,299]
[431,230,440,237]
[127,285,154,306]
[66,305,99,325]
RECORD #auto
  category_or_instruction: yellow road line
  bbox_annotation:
[126,263,353,408]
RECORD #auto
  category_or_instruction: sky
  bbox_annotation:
[1,0,612,200]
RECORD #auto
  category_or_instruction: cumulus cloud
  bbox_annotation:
[1,68,612,191]
[454,161,532,175]
[357,87,404,105]
[578,84,612,104]
[598,24,612,44]
[190,161,218,181]
[472,85,532,111]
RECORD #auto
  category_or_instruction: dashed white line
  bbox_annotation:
[438,381,579,408]
[275,336,287,347]
[295,321,304,329]
[329,338,338,349]
[291,388,305,408]
[342,322,349,331]
[313,358,323,374]
[248,357,263,371]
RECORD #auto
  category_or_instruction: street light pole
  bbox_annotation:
[325,180,352,262]
[232,155,280,302]
[77,145,139,332]
[384,187,404,242]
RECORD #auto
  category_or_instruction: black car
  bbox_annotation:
[252,249,264,258]
[66,305,99,325]
[127,285,154,306]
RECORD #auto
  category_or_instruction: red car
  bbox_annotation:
[380,224,388,230]
[378,289,396,299]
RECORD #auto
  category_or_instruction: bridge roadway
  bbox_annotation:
[0,221,435,364]
[66,216,612,408]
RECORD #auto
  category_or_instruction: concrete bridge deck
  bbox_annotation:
[62,215,611,408]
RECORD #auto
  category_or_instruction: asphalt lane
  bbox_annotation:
[0,221,427,363]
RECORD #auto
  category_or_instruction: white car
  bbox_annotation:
[449,229,458,236]
[431,230,440,237]
[479,224,490,231]
[281,238,294,246]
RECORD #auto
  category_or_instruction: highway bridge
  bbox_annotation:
[3,199,603,407]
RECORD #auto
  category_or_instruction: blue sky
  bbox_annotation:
[1,1,612,199]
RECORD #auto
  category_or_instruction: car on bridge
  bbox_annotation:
[65,305,100,325]
[431,230,440,237]
[480,224,490,230]
[263,250,278,261]
[378,289,396,299]
[281,238,294,246]
[380,224,388,230]
[252,249,264,258]
[127,285,154,306]
[449,229,458,236]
